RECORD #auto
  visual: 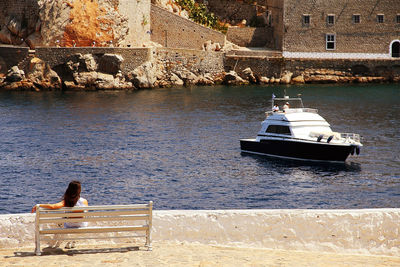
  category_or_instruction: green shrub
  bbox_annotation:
[175,0,227,33]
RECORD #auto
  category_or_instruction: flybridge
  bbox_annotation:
[272,95,304,109]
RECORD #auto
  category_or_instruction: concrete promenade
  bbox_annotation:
[1,209,399,266]
[2,241,400,267]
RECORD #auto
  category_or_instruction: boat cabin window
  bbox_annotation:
[266,125,292,135]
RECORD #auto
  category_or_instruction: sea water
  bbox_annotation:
[0,83,399,213]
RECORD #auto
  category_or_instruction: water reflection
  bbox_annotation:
[241,152,362,173]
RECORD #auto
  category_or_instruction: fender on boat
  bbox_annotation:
[350,146,355,155]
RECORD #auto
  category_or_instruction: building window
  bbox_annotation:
[327,14,335,25]
[303,14,310,26]
[377,14,384,23]
[352,14,360,24]
[326,34,336,50]
[396,14,400,23]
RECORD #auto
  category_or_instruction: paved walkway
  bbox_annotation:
[2,241,400,267]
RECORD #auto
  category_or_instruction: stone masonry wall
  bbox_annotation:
[154,47,225,75]
[150,4,226,50]
[35,47,224,76]
[36,47,152,73]
[283,0,400,54]
[226,27,274,47]
[265,0,284,50]
[225,56,284,78]
[225,55,400,80]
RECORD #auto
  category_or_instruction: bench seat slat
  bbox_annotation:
[41,234,147,242]
[40,225,148,235]
[39,210,150,218]
[39,215,149,224]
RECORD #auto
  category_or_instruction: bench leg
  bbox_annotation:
[35,207,41,255]
[34,244,41,256]
[145,228,152,251]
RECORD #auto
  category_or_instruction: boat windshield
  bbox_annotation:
[273,97,304,109]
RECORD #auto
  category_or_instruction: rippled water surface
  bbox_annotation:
[0,84,399,214]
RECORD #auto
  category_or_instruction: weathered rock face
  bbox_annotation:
[128,61,158,89]
[223,70,248,85]
[151,0,189,19]
[98,54,124,75]
[60,53,133,90]
[0,0,134,48]
[203,40,222,52]
[280,71,293,84]
[6,66,25,82]
[1,58,61,90]
[241,67,257,84]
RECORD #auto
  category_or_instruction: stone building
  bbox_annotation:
[265,0,400,59]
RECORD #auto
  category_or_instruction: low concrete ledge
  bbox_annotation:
[1,209,399,256]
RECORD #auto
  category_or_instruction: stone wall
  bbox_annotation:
[225,55,284,78]
[226,27,274,47]
[0,45,29,75]
[1,209,399,256]
[284,58,400,78]
[225,56,400,80]
[150,4,226,50]
[265,0,284,50]
[34,46,224,76]
[154,47,225,75]
[283,0,400,55]
[35,47,152,73]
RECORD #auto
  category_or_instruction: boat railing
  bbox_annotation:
[301,108,318,114]
[341,133,361,143]
[265,111,274,117]
[266,108,318,117]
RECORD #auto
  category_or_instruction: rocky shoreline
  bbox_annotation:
[0,51,399,91]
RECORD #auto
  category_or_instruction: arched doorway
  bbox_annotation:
[392,41,400,58]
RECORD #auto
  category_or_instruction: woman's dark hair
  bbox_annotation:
[63,180,82,207]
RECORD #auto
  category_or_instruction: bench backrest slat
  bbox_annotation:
[39,204,151,211]
[40,215,149,224]
[38,209,150,219]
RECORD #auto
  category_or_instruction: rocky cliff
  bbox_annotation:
[0,0,132,48]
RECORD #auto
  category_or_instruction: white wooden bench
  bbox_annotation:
[34,201,153,255]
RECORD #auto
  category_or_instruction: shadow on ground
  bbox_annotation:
[8,246,140,257]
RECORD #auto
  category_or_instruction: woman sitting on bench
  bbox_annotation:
[32,180,88,248]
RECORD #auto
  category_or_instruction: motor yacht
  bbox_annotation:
[240,95,363,162]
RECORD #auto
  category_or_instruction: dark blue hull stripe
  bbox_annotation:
[240,139,353,161]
